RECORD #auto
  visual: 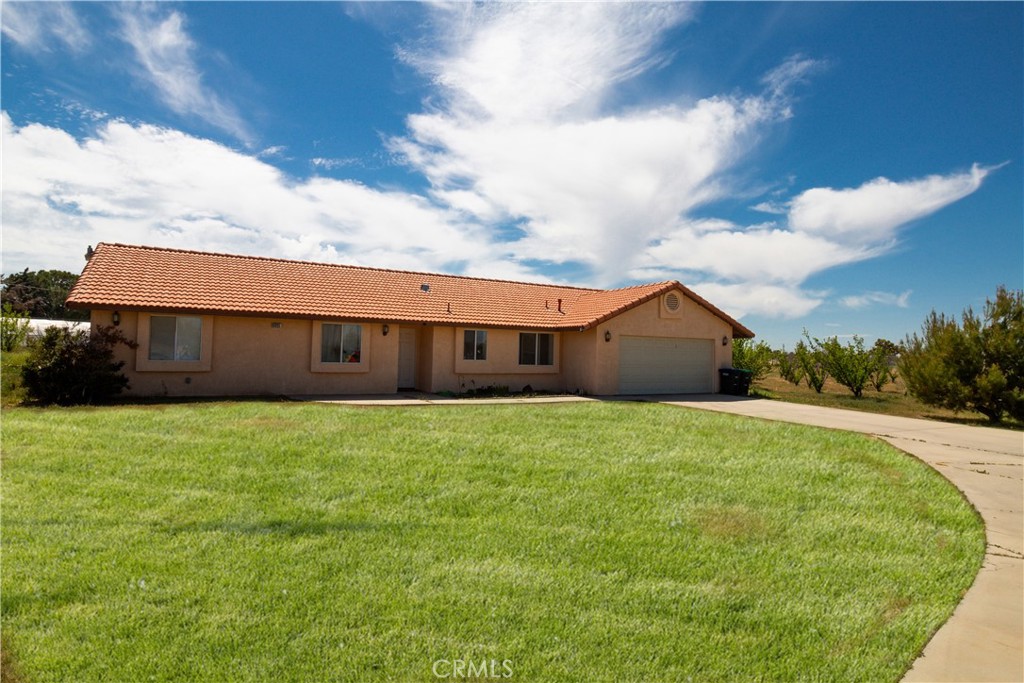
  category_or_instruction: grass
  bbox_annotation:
[1,401,984,682]
[0,350,30,408]
[752,370,1023,429]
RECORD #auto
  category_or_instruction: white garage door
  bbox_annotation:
[618,336,714,395]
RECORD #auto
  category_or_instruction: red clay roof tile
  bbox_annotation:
[66,243,754,337]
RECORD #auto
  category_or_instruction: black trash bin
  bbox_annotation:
[719,368,753,396]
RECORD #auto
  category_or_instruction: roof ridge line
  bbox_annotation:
[95,242,603,293]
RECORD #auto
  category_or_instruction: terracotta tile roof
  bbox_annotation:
[66,243,754,337]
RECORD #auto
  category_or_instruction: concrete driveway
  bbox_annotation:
[660,395,1023,683]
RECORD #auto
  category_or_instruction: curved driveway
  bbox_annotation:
[661,395,1023,683]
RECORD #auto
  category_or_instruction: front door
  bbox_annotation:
[398,327,417,389]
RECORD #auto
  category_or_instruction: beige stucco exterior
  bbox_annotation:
[92,287,737,397]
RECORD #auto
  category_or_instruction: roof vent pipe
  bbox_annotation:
[557,298,563,313]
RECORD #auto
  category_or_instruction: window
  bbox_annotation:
[463,330,487,360]
[519,332,554,366]
[149,316,202,361]
[321,323,362,363]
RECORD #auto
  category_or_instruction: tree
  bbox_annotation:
[21,326,137,406]
[1,303,31,352]
[1,269,87,320]
[775,346,805,386]
[732,338,773,382]
[899,286,1024,423]
[868,339,900,392]
[815,334,875,398]
[795,335,828,393]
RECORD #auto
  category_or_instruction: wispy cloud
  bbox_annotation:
[760,54,827,102]
[1,1,90,54]
[840,290,912,310]
[257,145,288,159]
[114,5,252,144]
[750,201,787,215]
[311,157,360,171]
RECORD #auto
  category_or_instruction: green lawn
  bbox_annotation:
[1,402,983,682]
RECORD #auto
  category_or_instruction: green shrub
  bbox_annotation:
[1,303,30,352]
[22,326,137,406]
[900,286,1023,422]
[732,338,773,382]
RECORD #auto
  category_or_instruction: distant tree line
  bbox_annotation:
[733,334,899,400]
[1,269,88,321]
[733,285,1023,423]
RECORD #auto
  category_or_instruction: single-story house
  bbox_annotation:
[66,243,755,397]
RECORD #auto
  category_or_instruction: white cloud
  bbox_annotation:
[688,282,827,319]
[402,3,694,123]
[642,222,878,286]
[1,2,90,54]
[840,290,912,310]
[258,145,288,159]
[760,54,826,102]
[750,201,787,215]
[635,167,986,315]
[397,97,782,278]
[311,157,359,171]
[1,3,995,325]
[383,4,990,318]
[392,3,812,290]
[788,165,990,244]
[115,6,252,144]
[0,113,521,279]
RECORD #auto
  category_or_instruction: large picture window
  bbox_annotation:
[519,332,554,366]
[463,330,487,360]
[149,316,202,361]
[321,324,362,363]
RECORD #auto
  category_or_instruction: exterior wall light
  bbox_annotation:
[604,330,612,342]
[722,336,729,346]
[112,311,121,326]
[383,324,390,336]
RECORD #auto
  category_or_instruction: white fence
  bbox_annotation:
[26,318,88,339]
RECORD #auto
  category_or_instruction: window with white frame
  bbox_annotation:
[149,316,202,361]
[463,330,487,360]
[519,332,554,366]
[321,323,362,363]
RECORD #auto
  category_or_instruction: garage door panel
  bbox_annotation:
[619,336,713,394]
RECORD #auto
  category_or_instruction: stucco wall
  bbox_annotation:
[560,327,598,395]
[418,326,563,394]
[94,310,398,396]
[586,294,733,395]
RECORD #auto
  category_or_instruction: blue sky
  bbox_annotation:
[2,2,1020,347]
